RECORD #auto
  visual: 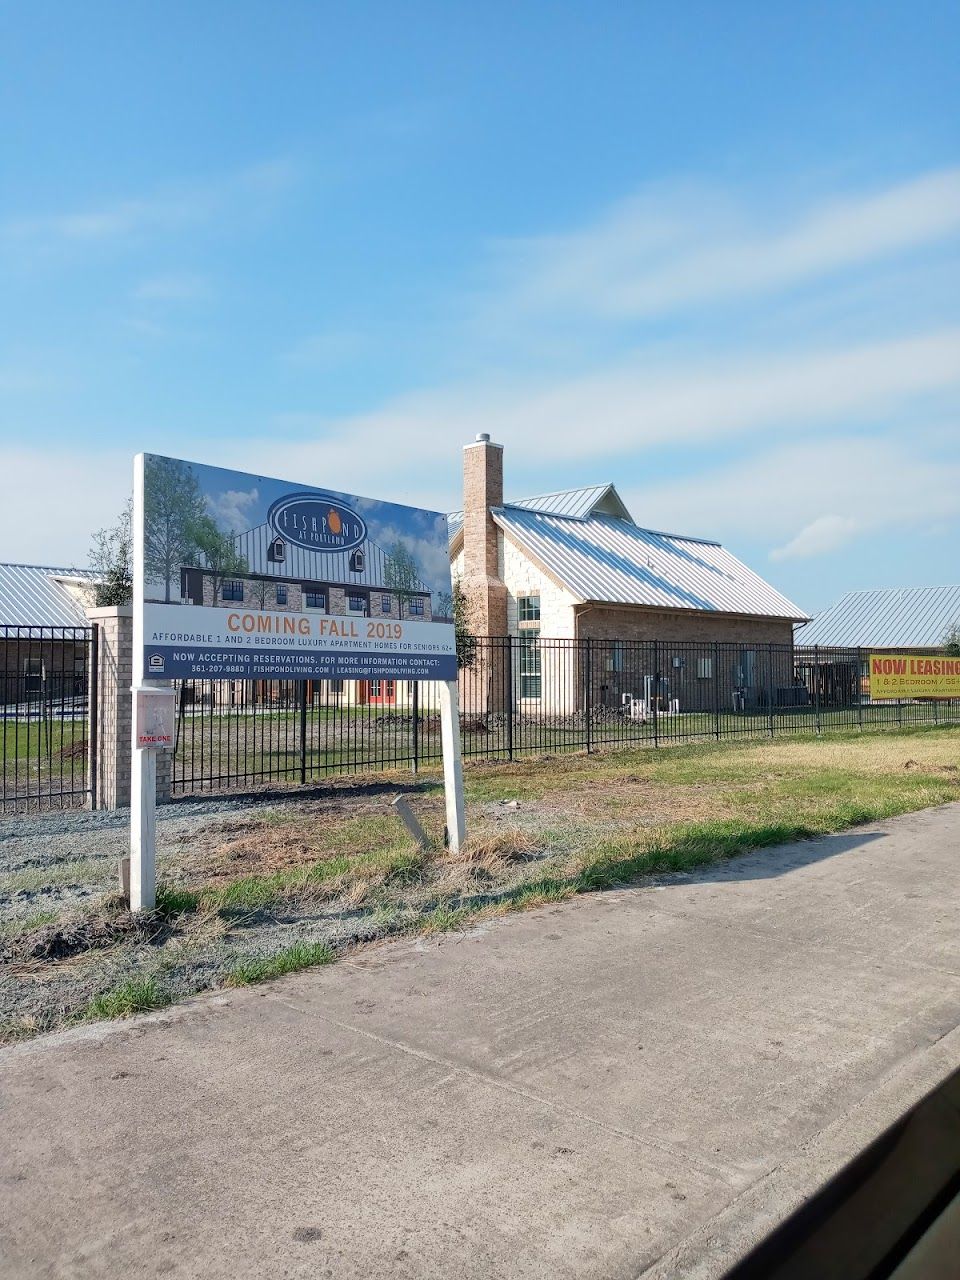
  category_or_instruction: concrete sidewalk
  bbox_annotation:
[3,804,960,1280]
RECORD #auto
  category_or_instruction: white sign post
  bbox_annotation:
[438,680,465,853]
[128,451,465,912]
[130,453,159,911]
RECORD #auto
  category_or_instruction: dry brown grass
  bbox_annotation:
[720,733,960,778]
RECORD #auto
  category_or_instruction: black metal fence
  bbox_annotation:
[169,638,960,796]
[0,625,97,812]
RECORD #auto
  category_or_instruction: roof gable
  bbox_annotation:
[509,484,633,523]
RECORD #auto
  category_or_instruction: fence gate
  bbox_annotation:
[0,625,98,813]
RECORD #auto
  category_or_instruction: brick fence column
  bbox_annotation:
[86,605,171,809]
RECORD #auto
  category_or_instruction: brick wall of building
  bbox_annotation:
[460,436,508,638]
[577,606,795,647]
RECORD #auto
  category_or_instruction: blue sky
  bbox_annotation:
[1,1,958,616]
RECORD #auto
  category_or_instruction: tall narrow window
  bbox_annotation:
[519,632,541,699]
[275,584,288,606]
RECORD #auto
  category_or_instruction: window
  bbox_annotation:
[275,584,288,606]
[697,657,713,680]
[407,597,424,616]
[381,594,392,612]
[738,650,757,688]
[347,593,367,614]
[519,632,541,699]
[370,680,381,698]
[221,580,243,602]
[518,594,541,623]
[23,656,43,696]
[305,590,326,610]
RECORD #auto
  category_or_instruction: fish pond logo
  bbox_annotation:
[267,492,367,553]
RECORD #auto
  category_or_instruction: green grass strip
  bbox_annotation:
[226,940,336,987]
[83,976,171,1021]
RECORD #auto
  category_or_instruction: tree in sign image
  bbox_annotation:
[190,515,248,599]
[383,540,423,603]
[143,457,207,602]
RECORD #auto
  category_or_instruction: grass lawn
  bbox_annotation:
[3,724,959,1041]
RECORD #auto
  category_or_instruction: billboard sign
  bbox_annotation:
[136,454,456,682]
[869,654,960,700]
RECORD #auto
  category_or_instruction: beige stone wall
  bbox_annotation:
[87,606,171,809]
[502,537,577,640]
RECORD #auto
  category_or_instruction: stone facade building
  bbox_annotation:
[450,436,808,713]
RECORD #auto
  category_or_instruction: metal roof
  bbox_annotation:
[797,585,960,648]
[0,563,96,628]
[492,509,808,620]
[224,523,429,593]
[509,484,632,521]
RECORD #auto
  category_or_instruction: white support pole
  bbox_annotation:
[438,678,466,854]
[130,452,157,913]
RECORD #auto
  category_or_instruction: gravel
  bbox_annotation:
[1,783,541,1039]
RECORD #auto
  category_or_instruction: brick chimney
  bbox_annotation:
[461,433,508,637]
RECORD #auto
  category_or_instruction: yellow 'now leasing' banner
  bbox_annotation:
[869,654,960,700]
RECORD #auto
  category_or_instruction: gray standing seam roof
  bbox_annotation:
[229,524,429,593]
[0,563,96,628]
[492,508,807,620]
[797,585,960,648]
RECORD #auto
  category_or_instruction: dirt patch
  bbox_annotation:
[2,901,163,964]
[903,759,959,774]
[178,798,425,885]
[540,779,738,826]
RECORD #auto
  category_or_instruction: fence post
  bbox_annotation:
[858,647,864,732]
[505,639,514,762]
[584,640,593,754]
[299,681,307,784]
[767,642,775,738]
[411,680,419,775]
[814,645,821,734]
[714,642,721,740]
[87,624,99,810]
[653,640,660,750]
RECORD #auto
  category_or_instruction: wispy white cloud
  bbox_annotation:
[206,487,260,532]
[1,158,299,252]
[251,327,960,500]
[623,435,960,554]
[283,330,365,368]
[493,167,960,321]
[770,515,859,561]
[134,272,212,302]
